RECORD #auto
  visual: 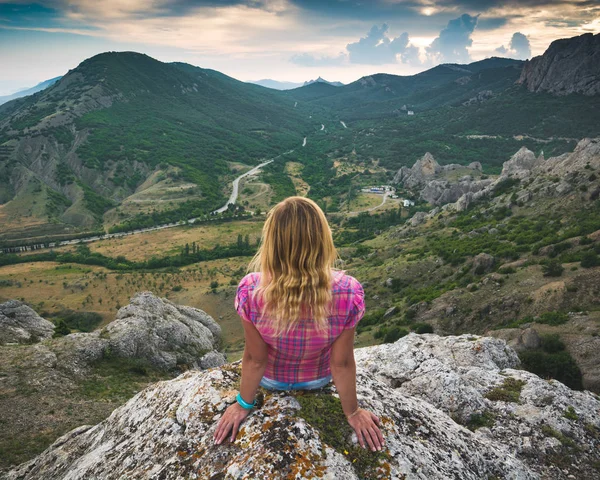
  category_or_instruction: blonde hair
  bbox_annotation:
[248,196,339,334]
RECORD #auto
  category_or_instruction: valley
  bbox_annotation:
[1,33,600,474]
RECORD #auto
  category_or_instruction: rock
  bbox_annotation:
[393,152,441,187]
[468,161,482,171]
[517,33,600,96]
[0,300,55,345]
[385,278,393,288]
[473,253,496,273]
[521,328,542,350]
[49,292,223,375]
[6,333,599,480]
[501,147,538,178]
[383,306,398,319]
[409,211,427,226]
[200,351,227,369]
[488,328,541,353]
[102,292,222,371]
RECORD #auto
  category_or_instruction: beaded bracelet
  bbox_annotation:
[236,392,256,409]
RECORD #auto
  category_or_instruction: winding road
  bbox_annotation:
[3,119,348,253]
[212,158,274,214]
[1,151,294,254]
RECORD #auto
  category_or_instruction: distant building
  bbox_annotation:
[403,199,415,207]
[407,110,414,116]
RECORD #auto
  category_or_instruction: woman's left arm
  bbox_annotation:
[213,320,268,444]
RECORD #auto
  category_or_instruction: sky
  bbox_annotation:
[1,1,599,95]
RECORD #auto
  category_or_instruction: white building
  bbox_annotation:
[407,111,414,116]
[403,199,415,207]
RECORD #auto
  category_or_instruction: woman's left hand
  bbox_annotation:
[213,403,252,444]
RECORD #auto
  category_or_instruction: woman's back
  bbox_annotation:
[235,270,365,384]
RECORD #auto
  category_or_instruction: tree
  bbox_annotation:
[581,251,600,268]
[542,259,564,277]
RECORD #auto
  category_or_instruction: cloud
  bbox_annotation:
[346,24,421,65]
[290,52,346,66]
[426,13,478,64]
[495,32,531,59]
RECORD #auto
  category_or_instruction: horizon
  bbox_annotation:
[1,1,599,95]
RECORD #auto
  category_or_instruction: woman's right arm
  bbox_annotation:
[330,328,385,452]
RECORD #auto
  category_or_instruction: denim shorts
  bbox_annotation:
[259,374,332,391]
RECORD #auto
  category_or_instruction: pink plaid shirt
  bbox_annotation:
[234,270,365,383]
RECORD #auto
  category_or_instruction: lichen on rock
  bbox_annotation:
[4,333,599,479]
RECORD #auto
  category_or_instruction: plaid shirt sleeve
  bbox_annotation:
[344,278,365,330]
[234,275,252,323]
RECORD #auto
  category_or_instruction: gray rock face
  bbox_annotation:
[393,152,493,206]
[5,333,599,479]
[104,292,222,370]
[0,300,55,344]
[517,33,600,96]
[49,292,224,376]
[393,152,441,187]
[473,253,495,273]
[501,146,539,178]
[488,328,542,353]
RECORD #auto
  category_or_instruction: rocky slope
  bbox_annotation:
[392,152,491,206]
[395,137,599,216]
[517,33,600,96]
[0,292,225,470]
[0,292,224,374]
[2,333,599,479]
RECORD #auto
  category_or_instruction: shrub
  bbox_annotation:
[383,327,408,344]
[540,333,565,354]
[484,377,526,403]
[581,251,600,268]
[542,259,564,277]
[53,319,71,337]
[519,350,583,390]
[538,311,569,326]
[413,323,434,334]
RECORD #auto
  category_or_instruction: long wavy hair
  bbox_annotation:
[248,196,339,334]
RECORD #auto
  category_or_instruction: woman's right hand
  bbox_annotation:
[347,408,385,451]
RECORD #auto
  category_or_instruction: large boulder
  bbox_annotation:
[0,300,55,345]
[4,333,599,479]
[500,147,539,178]
[49,292,224,376]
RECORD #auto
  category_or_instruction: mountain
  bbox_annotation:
[288,58,525,114]
[3,331,599,479]
[518,33,600,96]
[248,79,303,90]
[0,76,62,106]
[0,52,310,243]
[303,76,344,87]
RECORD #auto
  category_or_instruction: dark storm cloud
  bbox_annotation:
[476,17,509,30]
[426,13,478,64]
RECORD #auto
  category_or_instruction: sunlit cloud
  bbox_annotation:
[0,0,598,91]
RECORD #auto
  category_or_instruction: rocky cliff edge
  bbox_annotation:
[3,333,599,480]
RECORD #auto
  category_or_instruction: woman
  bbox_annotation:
[213,196,384,452]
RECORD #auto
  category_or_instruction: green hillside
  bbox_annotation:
[0,52,312,242]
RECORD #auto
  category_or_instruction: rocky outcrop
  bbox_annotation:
[501,146,541,178]
[53,292,224,375]
[0,300,55,344]
[517,33,600,96]
[4,333,599,480]
[393,152,441,187]
[393,152,493,206]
